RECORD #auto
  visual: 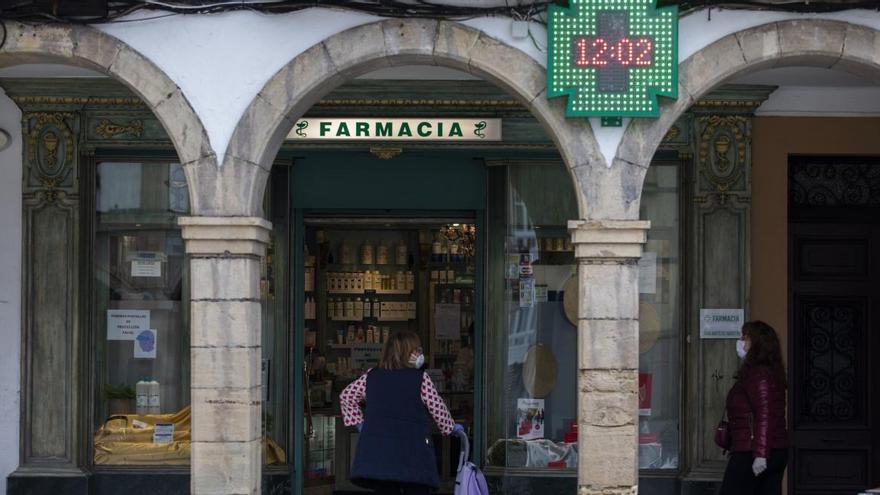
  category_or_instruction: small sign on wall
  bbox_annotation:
[699,308,744,339]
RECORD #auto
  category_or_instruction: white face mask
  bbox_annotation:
[409,352,425,369]
[736,340,748,359]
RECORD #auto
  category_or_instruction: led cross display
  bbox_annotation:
[548,0,678,118]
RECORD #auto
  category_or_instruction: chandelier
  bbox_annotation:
[440,223,476,258]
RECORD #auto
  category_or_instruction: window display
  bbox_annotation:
[92,161,192,466]
[486,162,579,471]
[300,221,476,493]
[636,161,682,470]
[486,160,682,474]
[92,161,287,467]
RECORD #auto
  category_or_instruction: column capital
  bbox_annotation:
[179,216,272,256]
[568,220,651,260]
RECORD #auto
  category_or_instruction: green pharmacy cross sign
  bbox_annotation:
[547,0,678,121]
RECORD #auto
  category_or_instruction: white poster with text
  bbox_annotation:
[107,310,150,341]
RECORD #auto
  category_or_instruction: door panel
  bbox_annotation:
[789,223,880,495]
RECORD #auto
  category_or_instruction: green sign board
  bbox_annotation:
[547,0,678,119]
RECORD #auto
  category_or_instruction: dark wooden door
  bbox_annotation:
[789,156,880,495]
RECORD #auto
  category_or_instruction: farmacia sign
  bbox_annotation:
[287,118,502,141]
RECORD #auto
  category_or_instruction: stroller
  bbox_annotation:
[454,429,489,495]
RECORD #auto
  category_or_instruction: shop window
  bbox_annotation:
[486,162,579,471]
[637,162,682,471]
[261,177,290,468]
[92,161,192,466]
[485,160,682,474]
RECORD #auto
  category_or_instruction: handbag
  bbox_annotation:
[714,410,731,451]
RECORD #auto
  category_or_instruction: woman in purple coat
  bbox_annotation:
[720,320,790,495]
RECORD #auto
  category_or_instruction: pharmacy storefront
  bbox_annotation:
[13,6,877,495]
[5,66,690,494]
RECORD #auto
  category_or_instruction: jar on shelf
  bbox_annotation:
[361,242,374,265]
[377,240,389,265]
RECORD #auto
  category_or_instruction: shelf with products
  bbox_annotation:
[330,316,416,323]
[327,289,412,295]
[325,270,415,293]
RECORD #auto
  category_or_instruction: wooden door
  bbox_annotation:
[788,156,880,495]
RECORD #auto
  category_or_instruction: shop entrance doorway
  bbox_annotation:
[788,156,880,495]
[289,152,487,494]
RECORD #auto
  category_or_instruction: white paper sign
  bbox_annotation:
[700,309,745,339]
[351,343,383,369]
[134,329,157,359]
[639,252,658,294]
[153,423,174,444]
[519,278,535,308]
[434,303,461,339]
[131,259,162,277]
[534,285,549,303]
[516,398,545,440]
[107,310,150,341]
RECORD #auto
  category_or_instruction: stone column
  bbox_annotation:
[179,216,271,495]
[569,220,650,495]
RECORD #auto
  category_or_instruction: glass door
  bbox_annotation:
[296,216,481,494]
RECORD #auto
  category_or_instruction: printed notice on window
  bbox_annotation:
[153,423,174,444]
[131,259,162,277]
[638,252,657,294]
[107,310,150,341]
[128,251,166,278]
[699,308,744,339]
[434,303,461,340]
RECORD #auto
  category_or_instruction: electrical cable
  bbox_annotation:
[0,1,877,25]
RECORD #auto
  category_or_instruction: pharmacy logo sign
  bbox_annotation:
[547,0,678,119]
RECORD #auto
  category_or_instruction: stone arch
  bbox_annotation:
[0,21,217,193]
[222,19,616,219]
[616,19,880,200]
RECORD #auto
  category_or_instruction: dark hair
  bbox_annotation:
[740,320,786,387]
[378,331,421,370]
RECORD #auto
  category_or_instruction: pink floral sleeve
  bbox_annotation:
[339,372,368,426]
[421,372,455,435]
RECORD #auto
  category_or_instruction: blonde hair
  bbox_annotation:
[378,331,422,370]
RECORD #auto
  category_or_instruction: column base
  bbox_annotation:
[578,485,638,495]
[7,468,89,495]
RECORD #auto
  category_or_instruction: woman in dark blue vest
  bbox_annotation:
[340,331,463,495]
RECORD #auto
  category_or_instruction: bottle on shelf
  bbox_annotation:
[354,297,363,320]
[396,242,408,265]
[431,234,442,263]
[361,242,374,266]
[136,378,149,415]
[377,240,389,265]
[340,240,354,265]
[147,378,161,414]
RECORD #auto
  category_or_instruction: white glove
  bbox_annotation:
[752,457,767,476]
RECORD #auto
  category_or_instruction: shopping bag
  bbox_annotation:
[454,430,489,495]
